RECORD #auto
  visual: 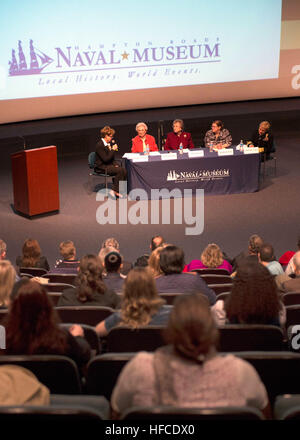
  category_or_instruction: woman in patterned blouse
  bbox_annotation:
[204,120,232,150]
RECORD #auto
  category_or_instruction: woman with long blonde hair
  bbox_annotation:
[95,267,171,336]
[185,243,232,273]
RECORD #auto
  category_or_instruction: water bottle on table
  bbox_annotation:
[145,144,150,155]
[179,142,183,155]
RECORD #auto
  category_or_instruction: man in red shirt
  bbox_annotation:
[164,119,194,150]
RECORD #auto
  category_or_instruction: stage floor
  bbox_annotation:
[1,134,299,268]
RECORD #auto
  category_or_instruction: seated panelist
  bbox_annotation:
[131,122,158,153]
[250,121,274,160]
[95,125,127,198]
[204,120,232,149]
[164,119,194,150]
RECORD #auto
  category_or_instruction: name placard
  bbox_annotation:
[132,156,149,162]
[123,153,141,159]
[161,153,177,160]
[243,147,260,154]
[217,148,234,156]
[188,150,204,158]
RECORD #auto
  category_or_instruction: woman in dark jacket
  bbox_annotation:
[57,254,121,309]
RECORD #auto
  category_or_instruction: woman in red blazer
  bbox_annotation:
[131,122,158,153]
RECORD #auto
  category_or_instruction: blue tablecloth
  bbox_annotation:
[125,148,260,199]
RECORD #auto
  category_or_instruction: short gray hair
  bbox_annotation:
[173,119,184,129]
[101,237,120,251]
[136,122,148,132]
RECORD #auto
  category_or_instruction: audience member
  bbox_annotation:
[155,245,216,304]
[131,122,158,153]
[54,240,80,272]
[111,293,269,417]
[250,120,274,161]
[103,251,125,293]
[134,235,165,268]
[57,254,121,308]
[185,243,232,273]
[212,261,285,327]
[232,234,263,271]
[95,267,171,337]
[0,240,7,260]
[285,241,300,275]
[2,281,91,368]
[204,120,232,149]
[101,238,132,275]
[281,252,300,292]
[0,260,16,308]
[0,365,49,406]
[164,119,194,150]
[148,246,166,278]
[16,239,50,271]
[259,243,283,276]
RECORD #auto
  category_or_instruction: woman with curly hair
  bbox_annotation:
[185,243,232,273]
[148,245,166,278]
[95,267,171,336]
[2,281,90,368]
[212,259,285,326]
[16,238,50,271]
[111,293,270,418]
[57,254,121,308]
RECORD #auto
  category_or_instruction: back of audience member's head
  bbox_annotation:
[149,246,165,278]
[105,251,122,273]
[121,267,164,328]
[225,261,281,324]
[59,240,76,260]
[0,240,7,260]
[201,243,224,268]
[159,245,185,275]
[248,234,263,255]
[259,243,275,263]
[98,246,118,267]
[4,281,67,355]
[150,235,165,252]
[0,260,16,307]
[165,293,219,364]
[293,252,300,275]
[76,254,106,302]
[101,237,120,251]
[21,238,42,267]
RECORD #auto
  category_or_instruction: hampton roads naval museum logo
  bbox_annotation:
[167,169,230,182]
[8,38,221,76]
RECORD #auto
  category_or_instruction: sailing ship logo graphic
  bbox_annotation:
[9,40,53,76]
[167,170,181,181]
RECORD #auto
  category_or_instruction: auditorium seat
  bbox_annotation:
[42,273,76,285]
[282,292,300,306]
[218,325,284,352]
[106,326,165,353]
[47,292,62,306]
[207,283,233,295]
[285,305,300,329]
[19,267,48,277]
[0,355,82,394]
[44,283,75,293]
[55,306,115,326]
[235,351,300,407]
[87,353,135,399]
[198,274,233,284]
[274,395,300,420]
[121,405,264,420]
[0,405,105,423]
[192,268,230,276]
[216,292,231,302]
[88,151,113,193]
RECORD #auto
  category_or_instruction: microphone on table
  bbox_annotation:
[19,136,26,150]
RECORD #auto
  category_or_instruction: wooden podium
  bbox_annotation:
[11,146,59,217]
